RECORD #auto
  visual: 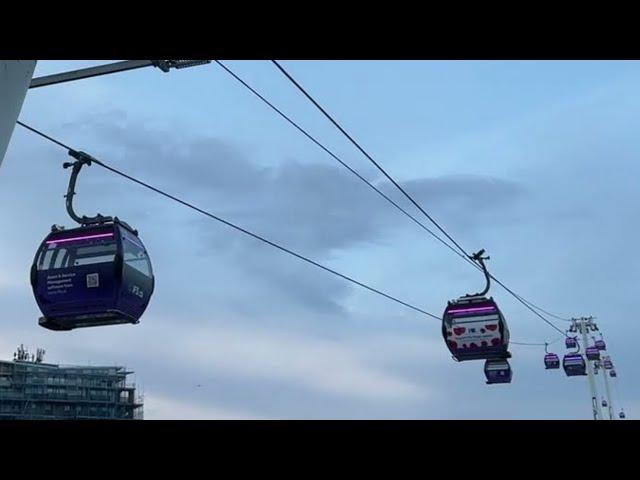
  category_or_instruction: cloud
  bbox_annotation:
[173,325,428,401]
[143,394,264,420]
[60,109,526,251]
[0,308,439,418]
[50,316,432,404]
[380,174,527,233]
[37,109,529,326]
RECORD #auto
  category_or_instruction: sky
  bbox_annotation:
[0,60,638,419]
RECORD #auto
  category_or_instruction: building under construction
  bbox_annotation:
[0,345,143,420]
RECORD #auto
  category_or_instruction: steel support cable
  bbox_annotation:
[213,60,472,266]
[268,60,571,335]
[16,121,441,321]
[17,121,571,345]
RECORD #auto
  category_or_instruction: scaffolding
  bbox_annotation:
[0,349,143,420]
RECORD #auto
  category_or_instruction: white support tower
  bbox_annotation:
[600,360,614,420]
[0,60,37,168]
[572,316,603,420]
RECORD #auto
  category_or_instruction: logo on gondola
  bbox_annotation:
[86,273,99,288]
[131,285,144,299]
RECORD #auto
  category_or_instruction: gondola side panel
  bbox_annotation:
[35,262,119,318]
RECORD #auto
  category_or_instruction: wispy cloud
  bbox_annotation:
[143,394,264,420]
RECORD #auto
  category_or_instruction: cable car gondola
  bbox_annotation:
[594,339,606,351]
[543,342,560,369]
[30,151,154,331]
[610,369,617,378]
[563,353,587,377]
[602,398,608,408]
[442,250,511,363]
[619,410,626,419]
[602,357,613,370]
[443,296,510,361]
[585,346,600,361]
[565,336,578,349]
[544,353,560,369]
[484,358,512,384]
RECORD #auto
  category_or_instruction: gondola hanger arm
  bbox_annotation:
[64,150,113,226]
[466,249,491,297]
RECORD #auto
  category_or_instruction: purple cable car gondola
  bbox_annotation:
[585,346,600,361]
[31,221,154,331]
[565,336,578,349]
[595,339,606,351]
[30,151,154,331]
[619,410,626,419]
[610,369,617,378]
[544,352,560,369]
[603,357,613,369]
[484,358,512,384]
[443,296,510,361]
[563,353,587,377]
[442,250,511,364]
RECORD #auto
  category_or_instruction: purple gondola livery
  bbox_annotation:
[31,221,154,331]
[484,358,513,384]
[585,346,600,361]
[563,353,587,377]
[565,336,578,349]
[544,352,560,369]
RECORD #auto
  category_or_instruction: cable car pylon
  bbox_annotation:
[571,317,604,420]
[599,346,615,420]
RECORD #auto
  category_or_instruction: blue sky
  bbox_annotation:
[0,60,638,419]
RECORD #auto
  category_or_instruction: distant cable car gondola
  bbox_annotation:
[543,343,560,369]
[484,358,512,384]
[594,338,606,351]
[602,398,608,408]
[610,369,617,378]
[603,357,613,370]
[563,353,587,377]
[565,336,578,349]
[544,353,560,369]
[619,410,626,419]
[442,250,511,365]
[30,151,154,331]
[585,346,600,361]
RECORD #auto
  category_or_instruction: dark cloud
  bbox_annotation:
[50,111,527,328]
[62,110,526,250]
[379,174,527,235]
